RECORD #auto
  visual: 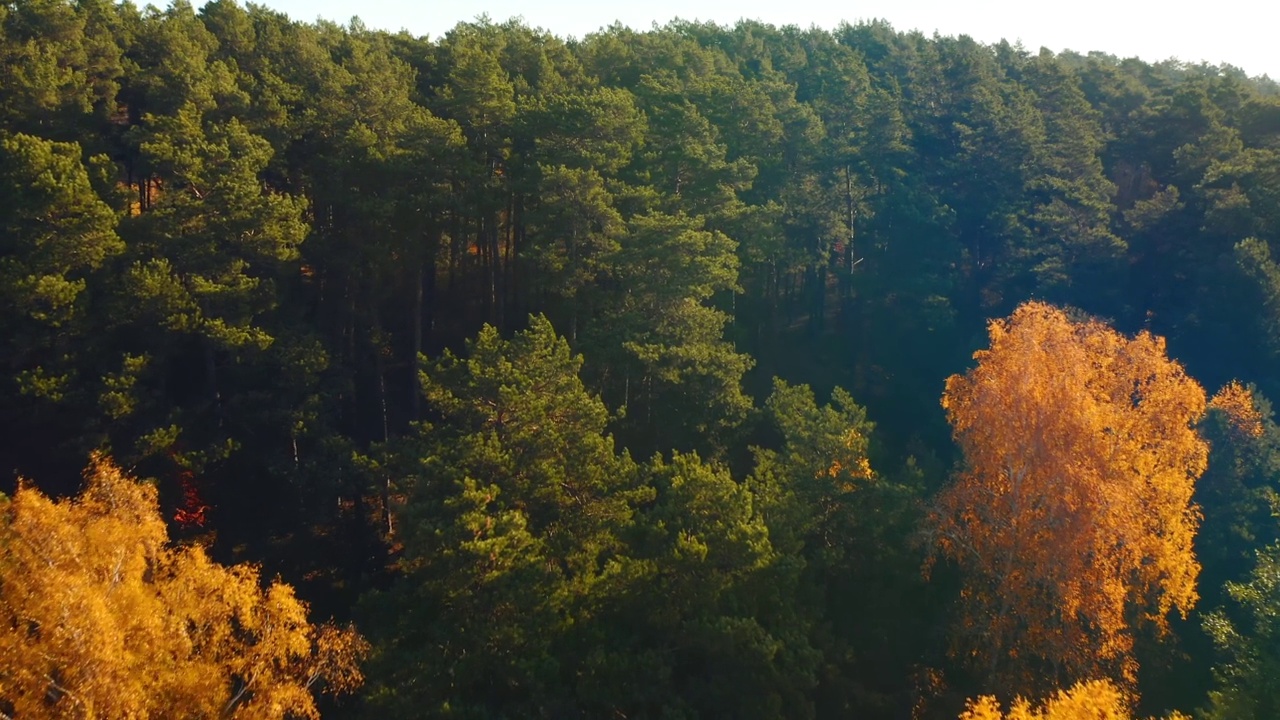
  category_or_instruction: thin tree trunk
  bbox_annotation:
[204,341,222,427]
[489,213,503,330]
[374,330,393,538]
[504,190,516,325]
[411,261,423,421]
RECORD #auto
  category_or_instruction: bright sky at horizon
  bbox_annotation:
[252,0,1280,79]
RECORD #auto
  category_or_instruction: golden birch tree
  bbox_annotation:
[959,680,1190,720]
[931,301,1207,693]
[0,456,367,719]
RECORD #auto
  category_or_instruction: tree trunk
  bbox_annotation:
[374,331,393,538]
[410,261,423,421]
[204,339,222,427]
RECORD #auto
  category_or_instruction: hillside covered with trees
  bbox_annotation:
[3,0,1280,717]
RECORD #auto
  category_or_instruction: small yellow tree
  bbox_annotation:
[0,455,367,719]
[1207,381,1264,439]
[959,680,1189,720]
[932,302,1207,692]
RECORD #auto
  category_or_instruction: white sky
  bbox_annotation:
[253,0,1280,79]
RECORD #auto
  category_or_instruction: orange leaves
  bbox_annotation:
[932,302,1207,693]
[1209,381,1264,440]
[959,679,1190,720]
[173,468,211,528]
[822,450,873,483]
[0,455,367,719]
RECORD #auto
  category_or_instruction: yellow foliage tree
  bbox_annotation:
[1207,381,1264,440]
[959,680,1189,720]
[931,302,1207,692]
[0,456,367,719]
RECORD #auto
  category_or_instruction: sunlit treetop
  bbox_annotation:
[1208,381,1265,440]
[959,679,1190,720]
[0,455,367,720]
[933,301,1207,693]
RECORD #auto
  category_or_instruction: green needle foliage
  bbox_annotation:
[3,3,1280,717]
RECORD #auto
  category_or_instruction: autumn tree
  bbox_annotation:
[0,455,366,719]
[931,301,1208,694]
[959,679,1189,720]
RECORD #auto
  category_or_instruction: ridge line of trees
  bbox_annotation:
[3,1,1280,717]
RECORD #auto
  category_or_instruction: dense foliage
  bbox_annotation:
[932,302,1207,693]
[960,680,1189,720]
[2,0,1280,716]
[0,456,366,718]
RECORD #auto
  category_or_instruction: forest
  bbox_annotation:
[2,0,1280,717]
